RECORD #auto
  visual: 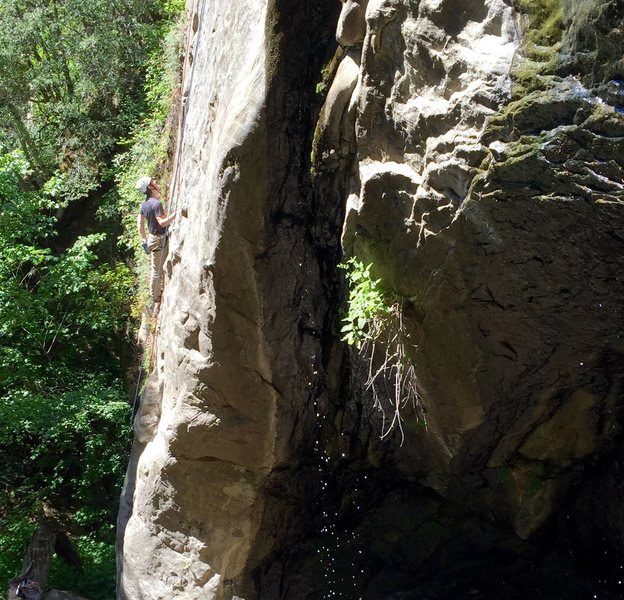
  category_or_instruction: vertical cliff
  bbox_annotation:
[118,0,341,597]
[118,0,624,598]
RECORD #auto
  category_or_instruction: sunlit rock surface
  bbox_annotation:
[117,0,339,598]
[118,0,624,598]
[118,0,274,597]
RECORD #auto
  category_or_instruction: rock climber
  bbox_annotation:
[136,176,176,303]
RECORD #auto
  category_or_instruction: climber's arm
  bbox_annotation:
[156,211,176,228]
[138,212,147,241]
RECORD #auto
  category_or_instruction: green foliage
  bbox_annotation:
[339,257,423,441]
[48,536,117,600]
[113,13,184,321]
[0,151,56,242]
[115,18,184,251]
[0,513,36,587]
[0,380,130,507]
[0,155,134,394]
[0,150,132,592]
[0,0,173,181]
[339,258,393,349]
[0,0,184,592]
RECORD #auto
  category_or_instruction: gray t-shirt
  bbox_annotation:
[140,197,166,235]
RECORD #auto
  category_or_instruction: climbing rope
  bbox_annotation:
[130,0,208,423]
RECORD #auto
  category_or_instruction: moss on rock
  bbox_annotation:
[514,0,564,48]
[510,0,563,98]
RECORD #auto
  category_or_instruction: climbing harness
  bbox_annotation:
[130,0,208,423]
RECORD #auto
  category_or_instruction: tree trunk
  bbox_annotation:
[7,512,57,600]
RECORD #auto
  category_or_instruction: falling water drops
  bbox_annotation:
[311,392,370,599]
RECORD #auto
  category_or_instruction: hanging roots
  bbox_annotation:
[360,301,424,444]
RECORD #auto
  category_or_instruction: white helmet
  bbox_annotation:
[135,176,152,194]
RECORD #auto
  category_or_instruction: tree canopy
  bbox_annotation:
[0,0,172,186]
[0,0,183,595]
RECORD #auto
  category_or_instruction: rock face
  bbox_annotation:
[335,0,624,539]
[118,0,624,598]
[117,0,340,598]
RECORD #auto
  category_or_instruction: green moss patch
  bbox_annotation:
[511,0,564,96]
[514,0,564,47]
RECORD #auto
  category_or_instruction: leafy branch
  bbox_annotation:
[339,258,392,348]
